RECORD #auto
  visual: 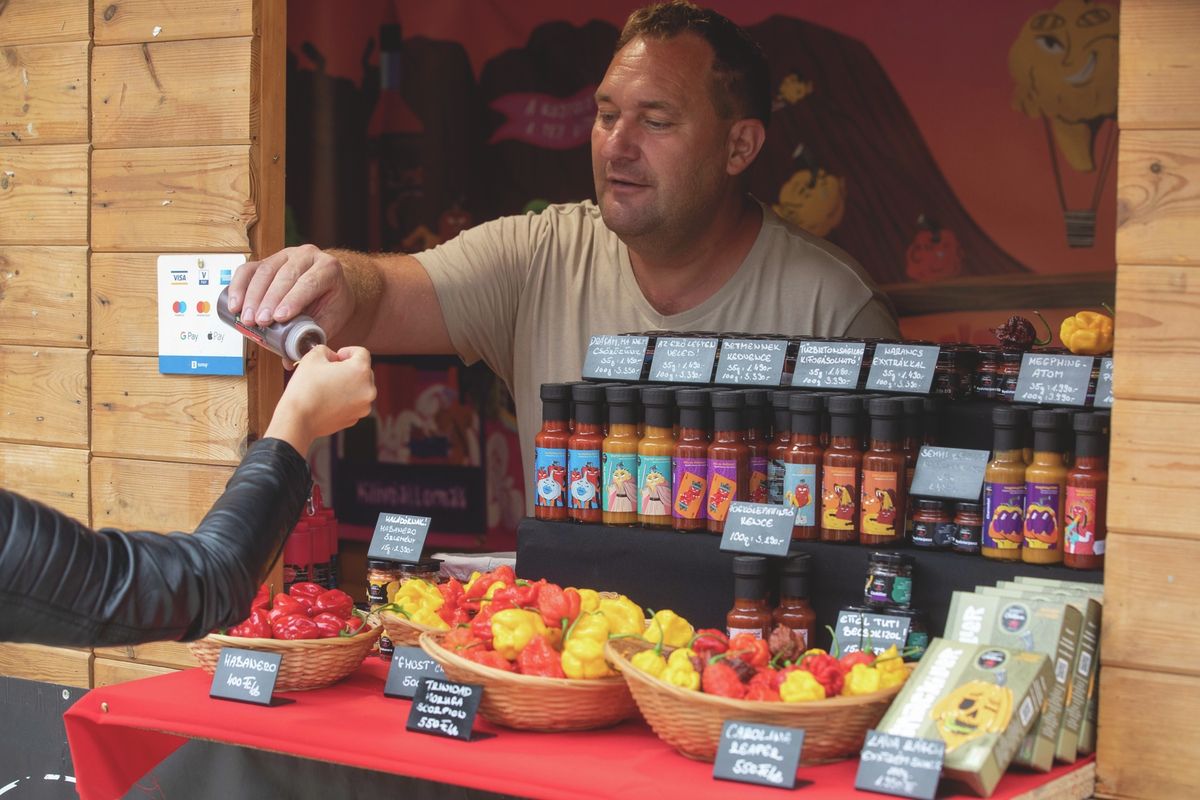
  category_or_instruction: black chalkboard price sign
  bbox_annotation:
[909,446,989,502]
[384,646,447,700]
[367,512,432,563]
[1014,353,1094,407]
[719,502,795,557]
[791,340,865,390]
[649,336,719,383]
[865,344,939,394]
[714,339,788,386]
[405,678,483,742]
[209,647,282,706]
[834,609,912,656]
[1095,357,1113,409]
[713,720,804,790]
[855,729,945,800]
[582,335,650,381]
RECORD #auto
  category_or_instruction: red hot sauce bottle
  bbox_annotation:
[741,389,771,505]
[567,383,605,523]
[707,391,749,534]
[672,389,711,532]
[767,390,793,506]
[1064,412,1109,570]
[820,395,863,543]
[533,383,572,521]
[773,551,817,648]
[785,393,824,541]
[727,555,772,640]
[861,398,907,547]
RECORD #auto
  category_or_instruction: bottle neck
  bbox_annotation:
[733,575,768,601]
[713,429,744,444]
[780,574,810,599]
[870,417,902,447]
[1074,432,1107,460]
[993,425,1021,454]
[575,402,602,428]
[714,409,742,433]
[791,411,820,438]
[540,419,569,433]
[542,399,570,425]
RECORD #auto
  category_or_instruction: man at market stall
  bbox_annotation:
[227,0,899,512]
[0,345,377,647]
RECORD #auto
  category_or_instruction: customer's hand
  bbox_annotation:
[264,345,376,454]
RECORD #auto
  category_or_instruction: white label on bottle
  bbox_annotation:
[727,627,764,639]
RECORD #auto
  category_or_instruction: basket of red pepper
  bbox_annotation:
[606,627,912,764]
[188,582,382,692]
[376,565,512,647]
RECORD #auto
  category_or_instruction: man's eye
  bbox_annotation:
[645,119,672,131]
[596,111,618,126]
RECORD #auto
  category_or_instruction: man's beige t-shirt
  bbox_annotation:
[416,200,899,515]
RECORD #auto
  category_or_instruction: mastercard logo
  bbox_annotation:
[196,301,211,314]
[172,301,188,313]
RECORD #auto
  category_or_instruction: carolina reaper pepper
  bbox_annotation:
[465,648,515,672]
[745,668,782,702]
[516,634,566,678]
[560,611,612,679]
[727,633,770,669]
[702,659,747,699]
[690,629,729,662]
[490,608,547,660]
[1060,309,1114,355]
[797,651,845,697]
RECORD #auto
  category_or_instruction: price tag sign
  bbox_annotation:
[866,344,939,394]
[405,678,483,742]
[714,339,787,386]
[367,512,432,563]
[713,721,804,790]
[855,729,945,800]
[209,647,281,706]
[1014,353,1094,406]
[1095,357,1113,409]
[384,646,447,700]
[581,335,650,381]
[909,446,989,502]
[834,609,912,656]
[649,336,719,383]
[792,340,865,389]
[719,502,795,557]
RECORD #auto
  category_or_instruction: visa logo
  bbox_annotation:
[170,270,189,284]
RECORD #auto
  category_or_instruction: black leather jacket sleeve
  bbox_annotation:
[0,438,310,647]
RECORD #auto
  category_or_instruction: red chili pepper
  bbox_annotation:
[839,650,876,672]
[271,613,320,640]
[727,633,771,669]
[271,593,308,618]
[470,604,497,645]
[745,668,782,702]
[442,627,482,652]
[437,578,465,612]
[311,612,347,638]
[313,589,354,619]
[288,581,326,602]
[464,648,514,672]
[250,584,271,611]
[798,652,845,697]
[690,629,730,662]
[516,635,565,678]
[440,605,471,626]
[227,608,271,639]
[702,660,747,699]
[464,565,517,600]
[536,584,581,630]
[340,615,367,637]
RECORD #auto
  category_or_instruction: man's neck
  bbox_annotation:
[625,195,762,317]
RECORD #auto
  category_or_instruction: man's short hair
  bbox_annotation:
[616,1,771,126]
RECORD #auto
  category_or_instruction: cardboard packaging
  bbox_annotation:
[876,638,1053,797]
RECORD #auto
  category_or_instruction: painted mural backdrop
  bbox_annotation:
[288,0,1118,544]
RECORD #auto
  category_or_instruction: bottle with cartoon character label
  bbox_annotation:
[861,398,906,546]
[982,406,1027,561]
[767,390,792,505]
[534,383,571,520]
[672,389,710,531]
[1065,412,1108,570]
[567,384,606,523]
[706,391,749,534]
[785,394,823,539]
[1023,409,1066,564]
[637,387,675,529]
[820,395,862,543]
[602,385,641,526]
[741,389,770,505]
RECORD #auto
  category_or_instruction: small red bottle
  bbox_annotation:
[533,383,572,520]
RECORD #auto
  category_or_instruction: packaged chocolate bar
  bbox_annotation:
[946,590,1081,772]
[876,638,1052,797]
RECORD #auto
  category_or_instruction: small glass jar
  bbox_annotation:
[366,558,402,608]
[999,349,1024,403]
[910,498,954,549]
[953,502,983,555]
[973,347,1000,399]
[864,551,914,610]
[892,607,930,660]
[398,559,443,586]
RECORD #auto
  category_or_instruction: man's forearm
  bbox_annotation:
[326,248,385,347]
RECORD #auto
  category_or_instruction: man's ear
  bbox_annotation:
[727,119,766,176]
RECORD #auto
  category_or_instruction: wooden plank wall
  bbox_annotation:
[0,0,284,684]
[1097,2,1200,798]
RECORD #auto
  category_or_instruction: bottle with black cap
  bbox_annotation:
[1023,409,1067,565]
[773,551,816,647]
[567,383,605,523]
[861,397,907,547]
[1064,412,1109,570]
[602,385,641,526]
[768,390,793,506]
[820,395,863,543]
[741,389,771,504]
[982,406,1027,561]
[785,394,824,541]
[637,386,676,528]
[672,389,711,531]
[727,555,772,639]
[534,383,571,520]
[706,391,749,534]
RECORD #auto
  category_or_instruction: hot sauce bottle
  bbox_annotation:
[637,387,676,529]
[820,395,863,543]
[1023,409,1067,564]
[741,389,771,504]
[533,383,571,521]
[772,551,816,648]
[707,391,749,534]
[860,398,906,547]
[1064,412,1109,570]
[672,389,711,532]
[982,406,1027,561]
[785,394,824,541]
[602,385,641,526]
[567,383,605,523]
[726,555,772,640]
[767,390,793,506]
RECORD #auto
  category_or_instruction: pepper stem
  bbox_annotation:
[825,624,840,658]
[1101,301,1115,317]
[1032,310,1053,346]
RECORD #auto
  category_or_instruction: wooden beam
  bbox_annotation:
[884,271,1115,318]
[0,144,89,245]
[0,246,88,347]
[91,455,233,531]
[0,442,88,522]
[1108,398,1200,536]
[0,345,88,447]
[0,0,90,46]
[0,644,91,688]
[1116,130,1200,265]
[1113,262,1200,402]
[94,0,253,45]
[1119,0,1200,130]
[0,41,89,145]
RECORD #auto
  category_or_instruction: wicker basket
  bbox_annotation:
[188,623,382,692]
[379,608,442,647]
[607,638,908,763]
[418,630,638,732]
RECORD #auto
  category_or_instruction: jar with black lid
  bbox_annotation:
[398,558,443,585]
[953,502,983,554]
[910,498,955,549]
[863,551,914,610]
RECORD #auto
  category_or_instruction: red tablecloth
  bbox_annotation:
[63,660,1093,800]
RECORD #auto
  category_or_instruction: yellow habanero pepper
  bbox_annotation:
[396,579,443,609]
[1060,310,1114,355]
[575,588,601,614]
[489,608,546,660]
[598,595,645,637]
[561,611,612,679]
[631,648,668,678]
[843,663,884,696]
[661,648,700,691]
[408,607,450,630]
[780,669,825,703]
[644,609,694,649]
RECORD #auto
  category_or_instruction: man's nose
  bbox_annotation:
[599,118,639,162]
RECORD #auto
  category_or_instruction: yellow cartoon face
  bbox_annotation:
[1008,0,1118,171]
[610,466,633,485]
[773,168,846,238]
[931,680,1014,752]
[643,469,666,489]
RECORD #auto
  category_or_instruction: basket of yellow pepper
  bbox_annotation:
[606,624,912,764]
[416,585,645,731]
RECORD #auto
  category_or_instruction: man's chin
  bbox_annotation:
[597,198,656,239]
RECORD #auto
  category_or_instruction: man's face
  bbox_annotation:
[592,34,734,242]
